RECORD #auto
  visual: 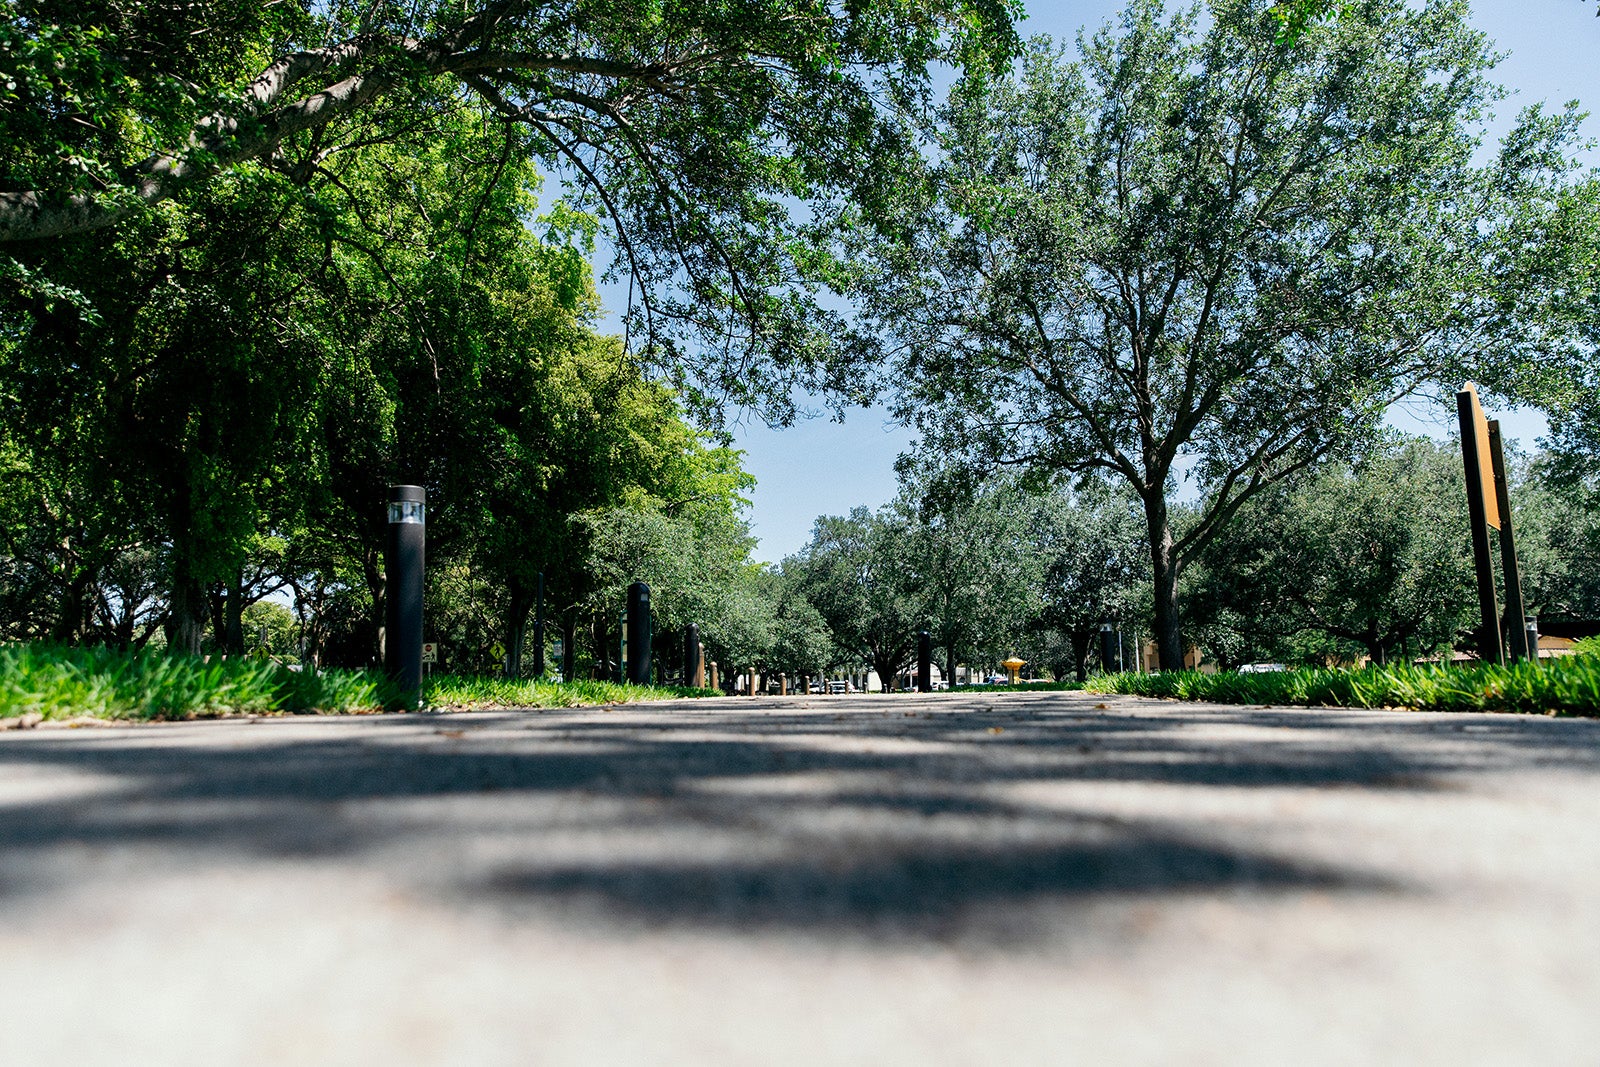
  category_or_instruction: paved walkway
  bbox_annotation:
[3,690,1599,1064]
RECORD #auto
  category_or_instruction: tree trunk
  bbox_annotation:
[224,573,246,654]
[1071,630,1093,682]
[168,572,208,656]
[51,569,91,643]
[561,614,577,681]
[503,582,532,679]
[1144,494,1184,671]
[364,550,385,668]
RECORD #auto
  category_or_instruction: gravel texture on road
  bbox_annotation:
[2,689,1598,1065]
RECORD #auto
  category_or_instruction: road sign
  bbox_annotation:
[421,642,438,664]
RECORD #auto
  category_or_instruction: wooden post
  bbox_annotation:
[780,673,788,696]
[747,670,757,697]
[1487,421,1531,662]
[1457,385,1503,665]
[694,642,707,688]
[709,662,718,691]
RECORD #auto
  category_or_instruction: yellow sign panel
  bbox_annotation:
[1461,383,1500,530]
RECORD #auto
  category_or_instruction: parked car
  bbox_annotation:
[828,680,849,694]
[1237,663,1288,673]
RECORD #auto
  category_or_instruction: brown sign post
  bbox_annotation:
[1487,420,1531,662]
[1456,384,1530,665]
[1456,384,1503,664]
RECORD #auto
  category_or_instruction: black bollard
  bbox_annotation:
[384,485,426,706]
[626,581,652,685]
[917,632,932,692]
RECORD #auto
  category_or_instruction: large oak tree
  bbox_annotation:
[858,0,1587,669]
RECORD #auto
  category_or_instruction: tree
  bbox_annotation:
[897,467,1040,686]
[1514,454,1600,630]
[1030,483,1148,680]
[1186,435,1474,666]
[0,0,1022,417]
[860,0,1583,669]
[790,504,926,691]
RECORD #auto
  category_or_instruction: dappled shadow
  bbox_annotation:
[481,829,1384,942]
[1,694,1597,942]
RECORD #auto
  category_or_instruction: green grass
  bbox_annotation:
[0,643,721,723]
[422,674,720,709]
[951,679,1087,693]
[1081,656,1600,717]
[0,643,392,721]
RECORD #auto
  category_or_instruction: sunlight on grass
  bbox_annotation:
[1083,653,1600,717]
[0,644,720,722]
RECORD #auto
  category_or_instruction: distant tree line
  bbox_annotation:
[778,434,1600,687]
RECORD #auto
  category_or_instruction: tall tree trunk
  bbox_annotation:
[224,572,246,654]
[51,568,91,643]
[503,579,532,679]
[168,572,207,656]
[1071,629,1093,682]
[1144,493,1184,671]
[364,550,385,668]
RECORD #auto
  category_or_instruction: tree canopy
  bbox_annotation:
[855,0,1593,669]
[0,0,1024,417]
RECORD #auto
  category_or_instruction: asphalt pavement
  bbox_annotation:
[2,689,1598,1065]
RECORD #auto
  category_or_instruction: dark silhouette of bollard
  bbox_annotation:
[625,582,652,684]
[385,485,426,707]
[917,632,932,692]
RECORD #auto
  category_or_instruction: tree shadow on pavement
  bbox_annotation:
[1,700,1597,944]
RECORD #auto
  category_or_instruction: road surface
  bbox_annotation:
[2,689,1598,1064]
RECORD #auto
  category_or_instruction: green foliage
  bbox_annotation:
[1185,435,1475,666]
[789,503,929,689]
[859,0,1593,668]
[1573,636,1600,658]
[0,0,1026,414]
[1085,660,1600,717]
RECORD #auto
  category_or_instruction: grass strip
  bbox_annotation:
[1082,655,1600,716]
[950,680,1087,693]
[423,674,720,709]
[0,643,720,722]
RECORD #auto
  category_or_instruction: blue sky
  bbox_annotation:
[605,0,1599,564]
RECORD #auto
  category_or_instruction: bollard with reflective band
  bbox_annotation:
[384,485,426,706]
